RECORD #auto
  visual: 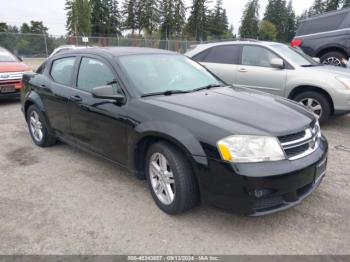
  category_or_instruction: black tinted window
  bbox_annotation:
[192,49,210,62]
[242,46,279,68]
[77,57,115,93]
[50,57,76,86]
[204,45,238,64]
[298,13,347,35]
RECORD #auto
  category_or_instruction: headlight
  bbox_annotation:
[336,77,350,90]
[217,135,285,163]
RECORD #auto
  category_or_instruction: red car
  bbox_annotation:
[0,47,31,99]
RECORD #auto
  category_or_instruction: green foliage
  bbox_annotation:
[239,0,260,39]
[122,0,137,35]
[207,0,230,39]
[258,20,277,40]
[187,0,209,40]
[343,0,350,8]
[325,0,341,11]
[65,0,92,36]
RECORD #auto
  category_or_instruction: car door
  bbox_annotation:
[194,45,240,84]
[40,56,78,136]
[235,45,287,96]
[69,55,128,165]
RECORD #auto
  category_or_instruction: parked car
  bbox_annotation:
[291,8,350,66]
[0,47,31,99]
[49,45,91,57]
[22,47,328,216]
[186,40,350,122]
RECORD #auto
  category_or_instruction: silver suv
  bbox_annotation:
[186,40,350,122]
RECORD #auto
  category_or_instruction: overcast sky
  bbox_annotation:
[0,0,314,35]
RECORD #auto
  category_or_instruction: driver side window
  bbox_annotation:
[242,46,279,68]
[77,57,121,94]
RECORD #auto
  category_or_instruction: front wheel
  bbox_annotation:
[145,142,199,214]
[294,91,331,123]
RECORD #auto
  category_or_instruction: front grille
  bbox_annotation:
[0,72,23,81]
[255,195,284,211]
[278,123,320,160]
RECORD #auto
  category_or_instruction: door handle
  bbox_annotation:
[238,68,247,73]
[70,95,82,102]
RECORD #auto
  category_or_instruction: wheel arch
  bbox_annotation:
[131,129,207,181]
[288,85,334,114]
[316,46,349,60]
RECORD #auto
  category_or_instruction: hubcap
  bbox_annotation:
[149,153,175,205]
[322,56,342,66]
[300,98,322,118]
[29,111,43,142]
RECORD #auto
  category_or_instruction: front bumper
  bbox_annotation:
[0,90,20,99]
[195,136,328,216]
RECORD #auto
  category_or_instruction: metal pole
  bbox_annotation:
[43,32,49,57]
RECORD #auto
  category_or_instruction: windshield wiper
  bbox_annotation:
[141,90,190,98]
[301,64,322,67]
[191,84,225,93]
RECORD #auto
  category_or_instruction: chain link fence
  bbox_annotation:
[0,32,208,57]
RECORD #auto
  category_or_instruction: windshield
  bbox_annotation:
[0,48,18,62]
[117,54,222,96]
[271,44,318,66]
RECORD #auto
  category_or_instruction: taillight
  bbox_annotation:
[291,39,303,47]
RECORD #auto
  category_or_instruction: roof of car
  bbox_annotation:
[60,47,177,58]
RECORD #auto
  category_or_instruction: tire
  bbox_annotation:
[320,51,347,67]
[26,105,56,147]
[294,91,331,123]
[145,142,199,214]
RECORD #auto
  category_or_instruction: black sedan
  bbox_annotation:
[21,47,328,216]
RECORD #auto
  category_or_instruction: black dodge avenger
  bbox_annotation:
[21,47,328,216]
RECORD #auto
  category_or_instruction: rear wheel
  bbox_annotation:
[294,91,331,123]
[145,142,199,214]
[321,51,347,67]
[27,105,56,147]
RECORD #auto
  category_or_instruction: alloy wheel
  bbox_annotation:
[322,57,342,66]
[149,152,175,205]
[300,98,323,118]
[29,110,43,142]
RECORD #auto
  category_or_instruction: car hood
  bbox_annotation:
[303,65,350,77]
[145,86,315,137]
[0,62,31,73]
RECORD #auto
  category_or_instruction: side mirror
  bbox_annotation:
[92,85,126,103]
[270,58,284,69]
[312,57,321,63]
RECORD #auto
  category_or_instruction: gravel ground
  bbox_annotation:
[0,99,349,255]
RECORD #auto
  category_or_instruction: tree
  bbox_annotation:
[173,0,186,37]
[286,0,296,41]
[187,0,209,40]
[65,0,91,36]
[264,0,290,42]
[308,0,325,15]
[343,0,350,8]
[122,0,137,35]
[138,0,160,36]
[106,0,122,36]
[325,0,341,11]
[207,0,230,39]
[259,20,277,40]
[160,0,174,38]
[239,0,260,39]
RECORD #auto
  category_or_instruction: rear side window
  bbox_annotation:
[50,57,76,86]
[297,13,347,35]
[77,57,115,93]
[242,46,279,68]
[204,45,239,64]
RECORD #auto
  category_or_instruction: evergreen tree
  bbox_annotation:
[91,0,111,36]
[308,0,325,15]
[173,0,186,37]
[239,0,260,39]
[343,0,350,8]
[187,0,209,41]
[160,0,174,38]
[259,20,277,40]
[65,0,91,36]
[138,0,160,36]
[207,0,229,39]
[106,0,122,36]
[286,0,296,41]
[325,0,341,11]
[264,0,289,42]
[122,0,137,35]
